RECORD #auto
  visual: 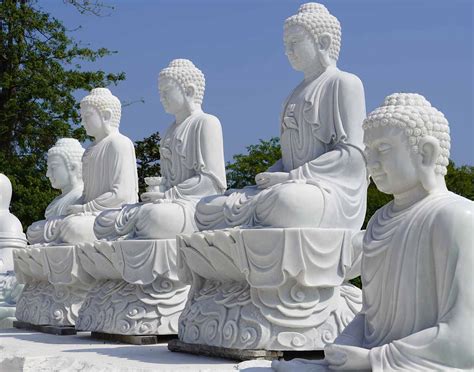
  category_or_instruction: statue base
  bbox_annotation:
[13,245,94,327]
[76,239,189,336]
[176,228,362,351]
[0,271,23,328]
[168,338,284,361]
[91,331,177,345]
[13,320,77,335]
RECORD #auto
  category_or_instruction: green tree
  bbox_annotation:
[134,131,161,194]
[0,0,125,228]
[226,137,281,189]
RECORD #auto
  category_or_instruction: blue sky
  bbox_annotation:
[40,0,473,165]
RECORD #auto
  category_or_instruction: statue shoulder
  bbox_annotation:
[194,112,223,133]
[108,132,135,152]
[334,69,364,94]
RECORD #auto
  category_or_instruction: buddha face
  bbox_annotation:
[46,154,71,191]
[159,77,185,115]
[81,105,105,138]
[364,126,421,196]
[284,25,318,72]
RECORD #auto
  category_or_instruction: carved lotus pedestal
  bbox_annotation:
[172,228,362,360]
[75,239,189,343]
[0,235,27,328]
[13,245,94,332]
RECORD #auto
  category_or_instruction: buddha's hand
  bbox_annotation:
[325,344,370,371]
[255,172,289,189]
[66,204,84,215]
[140,191,165,203]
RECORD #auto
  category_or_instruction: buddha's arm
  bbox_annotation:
[367,204,474,371]
[83,139,138,212]
[165,116,226,200]
[289,74,366,182]
[332,312,366,347]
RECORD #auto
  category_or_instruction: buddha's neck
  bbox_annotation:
[175,105,202,125]
[94,127,118,142]
[303,61,335,81]
[393,184,429,211]
[61,180,83,196]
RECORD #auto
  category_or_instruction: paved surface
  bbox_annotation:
[0,328,246,371]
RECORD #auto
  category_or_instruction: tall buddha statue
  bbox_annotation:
[195,3,367,230]
[30,88,138,246]
[27,138,85,245]
[272,93,474,371]
[94,59,226,240]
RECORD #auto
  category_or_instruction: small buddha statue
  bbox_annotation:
[195,2,367,230]
[94,59,226,240]
[26,138,85,245]
[31,88,139,245]
[272,93,474,371]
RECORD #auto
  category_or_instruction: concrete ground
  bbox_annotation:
[0,328,273,372]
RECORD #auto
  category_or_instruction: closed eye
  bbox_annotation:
[378,143,392,153]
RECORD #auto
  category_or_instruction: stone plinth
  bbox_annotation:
[76,239,189,336]
[13,245,94,326]
[176,228,362,351]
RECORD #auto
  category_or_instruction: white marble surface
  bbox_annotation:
[76,239,189,335]
[94,59,226,241]
[26,138,85,245]
[177,227,362,351]
[272,95,474,371]
[0,174,27,328]
[0,329,238,372]
[196,2,367,231]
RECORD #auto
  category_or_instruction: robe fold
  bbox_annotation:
[95,111,226,240]
[196,66,367,230]
[360,191,474,371]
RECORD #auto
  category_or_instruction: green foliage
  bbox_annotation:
[0,0,125,228]
[226,137,281,189]
[446,160,474,200]
[134,131,161,194]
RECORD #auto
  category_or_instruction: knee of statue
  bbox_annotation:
[256,182,324,228]
[58,214,97,245]
[135,202,187,239]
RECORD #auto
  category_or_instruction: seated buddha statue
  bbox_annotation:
[195,3,367,230]
[94,59,226,240]
[26,138,85,245]
[272,93,474,371]
[29,88,139,246]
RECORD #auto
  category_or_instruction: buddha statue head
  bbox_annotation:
[158,59,205,117]
[80,88,122,139]
[363,93,450,197]
[0,174,13,212]
[284,3,341,75]
[46,138,85,193]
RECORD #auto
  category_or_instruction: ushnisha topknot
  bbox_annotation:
[47,138,85,173]
[159,59,205,105]
[284,3,342,62]
[363,93,451,175]
[80,88,121,127]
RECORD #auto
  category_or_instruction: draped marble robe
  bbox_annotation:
[94,111,226,240]
[51,132,138,245]
[196,66,367,230]
[353,191,474,371]
[26,184,83,244]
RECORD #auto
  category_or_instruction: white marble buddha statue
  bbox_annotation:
[195,3,367,230]
[26,138,85,245]
[272,93,474,371]
[94,59,226,240]
[0,173,27,270]
[30,88,139,245]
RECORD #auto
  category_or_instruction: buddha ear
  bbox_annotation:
[318,33,332,53]
[418,136,440,168]
[185,84,196,100]
[101,109,113,123]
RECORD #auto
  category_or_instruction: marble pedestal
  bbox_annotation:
[75,239,189,337]
[176,228,362,352]
[13,245,94,327]
[0,236,26,328]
